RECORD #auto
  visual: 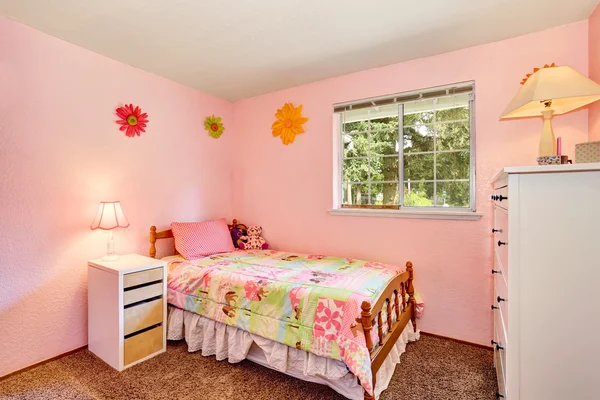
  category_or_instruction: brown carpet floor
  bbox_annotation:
[0,335,497,400]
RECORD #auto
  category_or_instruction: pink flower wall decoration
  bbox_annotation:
[116,104,149,137]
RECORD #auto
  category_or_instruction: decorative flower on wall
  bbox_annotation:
[520,63,556,85]
[204,115,225,138]
[271,103,309,145]
[116,104,149,137]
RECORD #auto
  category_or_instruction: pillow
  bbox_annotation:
[171,218,235,259]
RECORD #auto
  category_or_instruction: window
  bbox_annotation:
[334,82,475,213]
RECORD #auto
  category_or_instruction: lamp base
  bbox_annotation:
[539,109,556,157]
[102,230,119,262]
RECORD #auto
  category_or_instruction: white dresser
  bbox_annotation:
[88,254,167,371]
[491,163,600,400]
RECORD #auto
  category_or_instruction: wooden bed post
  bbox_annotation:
[406,261,417,332]
[360,301,374,353]
[149,226,157,259]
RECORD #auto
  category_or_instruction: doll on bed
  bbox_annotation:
[229,220,268,250]
[239,225,268,250]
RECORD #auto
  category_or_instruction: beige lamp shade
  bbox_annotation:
[90,201,130,230]
[500,66,600,119]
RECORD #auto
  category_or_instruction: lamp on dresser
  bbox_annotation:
[500,65,600,156]
[90,201,130,261]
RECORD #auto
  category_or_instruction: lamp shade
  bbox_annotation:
[90,201,130,230]
[500,66,600,119]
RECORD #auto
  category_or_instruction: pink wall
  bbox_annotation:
[232,21,589,345]
[0,18,234,377]
[590,4,600,141]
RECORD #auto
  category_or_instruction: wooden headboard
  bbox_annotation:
[149,226,175,258]
[149,219,243,259]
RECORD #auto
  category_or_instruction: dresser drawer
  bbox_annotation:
[494,206,509,279]
[493,185,509,210]
[124,325,163,366]
[494,272,508,330]
[494,321,507,385]
[494,301,508,347]
[123,267,163,289]
[124,298,163,336]
[123,282,163,306]
[494,340,507,400]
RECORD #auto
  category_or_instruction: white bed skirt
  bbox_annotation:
[167,306,419,400]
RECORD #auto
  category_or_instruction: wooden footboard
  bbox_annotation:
[360,261,416,400]
[148,223,415,400]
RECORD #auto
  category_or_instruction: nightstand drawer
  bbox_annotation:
[124,298,163,336]
[124,325,163,366]
[123,267,163,289]
[123,282,163,306]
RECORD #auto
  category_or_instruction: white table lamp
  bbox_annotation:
[500,65,600,156]
[90,201,130,261]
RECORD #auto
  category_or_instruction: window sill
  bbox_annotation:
[327,208,482,221]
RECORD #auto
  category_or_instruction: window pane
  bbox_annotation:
[342,183,370,205]
[370,104,399,124]
[437,121,470,151]
[435,94,470,122]
[342,109,370,133]
[435,181,470,208]
[370,182,399,206]
[403,182,434,207]
[371,129,399,156]
[403,153,434,181]
[343,133,369,158]
[404,99,435,125]
[403,125,434,153]
[343,158,369,182]
[370,156,399,182]
[436,151,470,180]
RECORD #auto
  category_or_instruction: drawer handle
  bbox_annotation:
[497,296,506,303]
[491,228,502,233]
[497,240,507,247]
[497,195,507,202]
[491,305,499,310]
[491,195,498,201]
[496,393,505,399]
[491,340,504,351]
[491,269,501,274]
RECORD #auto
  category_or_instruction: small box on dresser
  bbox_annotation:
[490,163,600,400]
[575,140,600,163]
[88,254,167,371]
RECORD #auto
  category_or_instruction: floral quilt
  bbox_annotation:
[166,249,422,396]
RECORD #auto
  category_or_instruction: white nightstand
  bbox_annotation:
[88,254,167,371]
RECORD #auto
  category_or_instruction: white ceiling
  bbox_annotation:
[2,0,599,101]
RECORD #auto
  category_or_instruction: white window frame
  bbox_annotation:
[330,82,481,221]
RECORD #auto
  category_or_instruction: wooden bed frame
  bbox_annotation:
[149,223,416,400]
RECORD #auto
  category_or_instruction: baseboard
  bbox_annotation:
[0,345,88,381]
[420,331,492,350]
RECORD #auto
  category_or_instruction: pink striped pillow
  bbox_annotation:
[171,218,235,259]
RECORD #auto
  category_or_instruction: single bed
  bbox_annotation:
[149,223,419,400]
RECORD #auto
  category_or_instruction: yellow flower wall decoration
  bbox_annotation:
[271,103,309,145]
[204,115,225,138]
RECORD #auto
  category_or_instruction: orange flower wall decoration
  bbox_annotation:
[271,103,309,145]
[520,63,557,85]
